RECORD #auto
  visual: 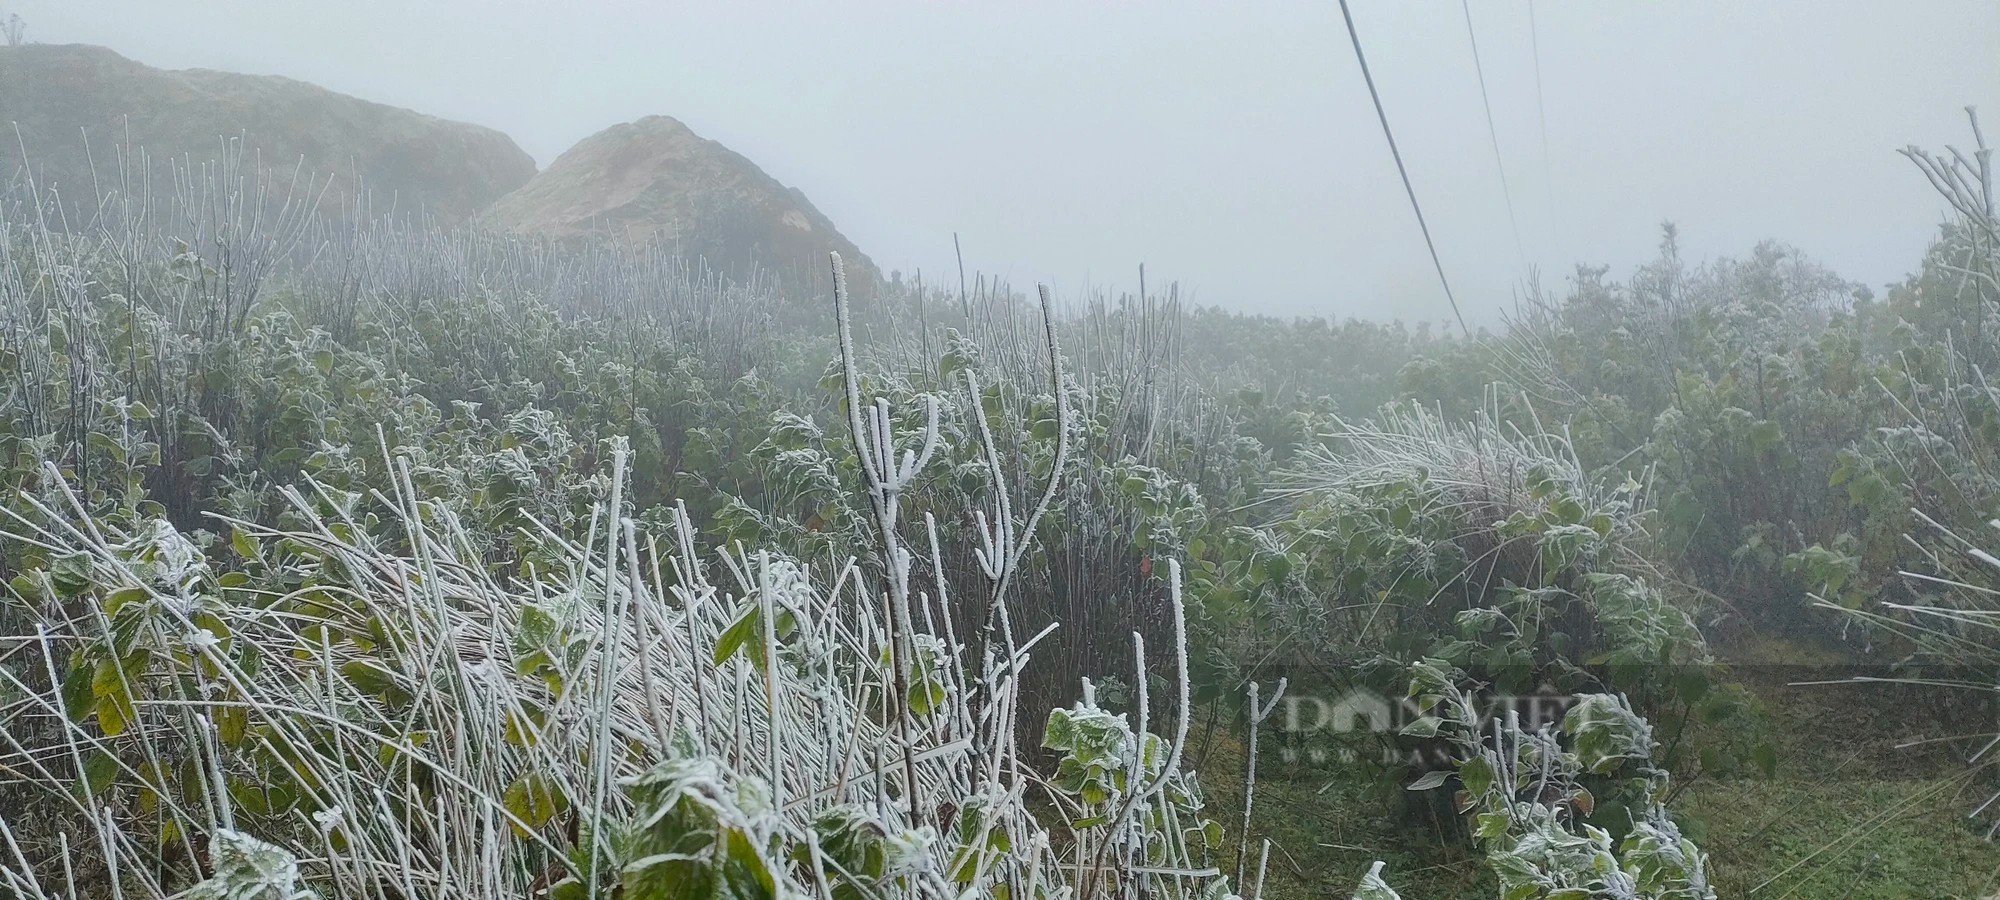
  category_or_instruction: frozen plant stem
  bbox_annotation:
[830,250,936,825]
[586,442,629,897]
[1235,677,1286,890]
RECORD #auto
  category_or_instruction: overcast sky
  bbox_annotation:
[11,1,1999,323]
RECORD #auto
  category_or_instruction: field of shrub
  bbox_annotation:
[1,115,1998,899]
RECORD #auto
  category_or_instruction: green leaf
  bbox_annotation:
[50,552,94,597]
[91,658,137,736]
[713,606,761,667]
[79,749,118,799]
[230,528,259,560]
[517,604,558,650]
[7,574,41,604]
[87,431,126,465]
[1458,756,1495,799]
[214,704,248,746]
[502,773,567,837]
[339,659,403,700]
[61,660,95,721]
[104,587,148,617]
[504,706,546,746]
[908,679,948,716]
[95,686,132,737]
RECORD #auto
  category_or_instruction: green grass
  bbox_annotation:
[1191,713,1490,899]
[1191,656,2000,899]
[1687,776,2000,898]
[1680,661,2000,899]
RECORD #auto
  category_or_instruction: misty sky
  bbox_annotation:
[11,1,2000,324]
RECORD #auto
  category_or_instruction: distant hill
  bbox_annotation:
[0,45,878,294]
[482,115,880,292]
[0,43,536,221]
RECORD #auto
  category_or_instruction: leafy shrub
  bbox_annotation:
[0,255,1245,900]
[1383,661,1717,899]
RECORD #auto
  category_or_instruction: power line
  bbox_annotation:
[1334,0,1469,336]
[1528,1,1552,177]
[1461,0,1526,263]
[1528,0,1557,236]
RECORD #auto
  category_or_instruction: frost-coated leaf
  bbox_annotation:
[1351,861,1402,900]
[1564,693,1655,775]
[1399,715,1442,739]
[1405,769,1451,791]
[187,830,317,899]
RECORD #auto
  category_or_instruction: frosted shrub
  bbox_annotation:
[0,255,1237,900]
[1379,661,1717,900]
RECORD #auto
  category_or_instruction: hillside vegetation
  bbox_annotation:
[1,45,1999,900]
[0,43,536,222]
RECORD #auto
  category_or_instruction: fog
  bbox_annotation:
[13,0,1999,323]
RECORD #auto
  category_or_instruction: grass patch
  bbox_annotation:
[1190,712,1488,899]
[1683,661,2000,898]
[1187,654,2000,899]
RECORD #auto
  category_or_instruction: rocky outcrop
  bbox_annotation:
[481,115,879,290]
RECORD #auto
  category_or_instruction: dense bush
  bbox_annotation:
[0,255,1252,899]
[5,106,1998,899]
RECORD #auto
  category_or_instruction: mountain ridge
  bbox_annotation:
[1,43,876,293]
[0,42,537,221]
